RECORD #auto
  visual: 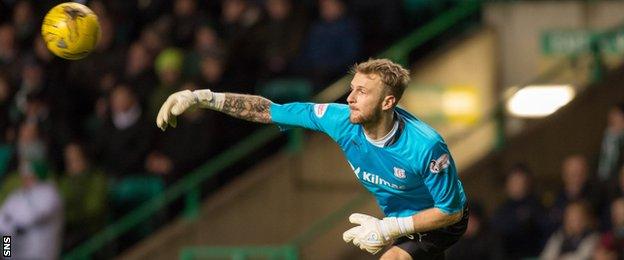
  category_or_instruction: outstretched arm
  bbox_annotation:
[220,93,272,123]
[156,89,273,131]
[156,89,347,138]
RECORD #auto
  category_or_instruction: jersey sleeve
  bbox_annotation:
[419,141,464,214]
[270,102,351,141]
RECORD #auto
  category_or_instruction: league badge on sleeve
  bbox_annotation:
[429,154,450,174]
[314,104,329,118]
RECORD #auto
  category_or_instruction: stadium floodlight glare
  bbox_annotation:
[506,85,575,118]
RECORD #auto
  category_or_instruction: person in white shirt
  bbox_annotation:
[0,161,63,260]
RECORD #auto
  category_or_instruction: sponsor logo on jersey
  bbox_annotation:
[349,162,405,190]
[361,171,406,190]
[393,167,406,179]
[429,154,450,173]
[314,104,329,118]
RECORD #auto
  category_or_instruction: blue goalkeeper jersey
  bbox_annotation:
[270,102,466,217]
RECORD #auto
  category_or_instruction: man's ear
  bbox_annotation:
[382,95,396,111]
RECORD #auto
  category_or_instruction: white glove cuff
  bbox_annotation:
[194,90,225,110]
[397,216,415,235]
[380,217,414,240]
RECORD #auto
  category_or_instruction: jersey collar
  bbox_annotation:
[364,111,405,147]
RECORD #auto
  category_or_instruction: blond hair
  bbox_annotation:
[351,58,410,101]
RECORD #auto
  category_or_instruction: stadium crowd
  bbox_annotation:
[447,103,624,260]
[1,0,622,259]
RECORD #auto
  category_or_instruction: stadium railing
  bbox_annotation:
[179,246,297,260]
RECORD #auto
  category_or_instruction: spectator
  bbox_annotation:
[32,35,53,64]
[0,23,20,84]
[18,92,71,171]
[194,50,256,148]
[171,0,206,48]
[16,120,46,165]
[594,197,624,260]
[447,201,505,260]
[194,24,224,56]
[146,81,216,183]
[220,0,262,42]
[608,168,624,203]
[540,201,599,260]
[491,163,548,259]
[0,160,63,260]
[11,0,35,51]
[296,0,360,89]
[220,0,262,84]
[124,41,157,105]
[14,58,46,116]
[149,48,184,117]
[0,120,47,198]
[347,0,403,55]
[89,0,117,53]
[0,73,12,144]
[550,155,603,232]
[254,0,308,78]
[0,23,16,64]
[598,103,624,183]
[187,24,226,79]
[58,142,107,251]
[196,50,239,92]
[132,0,170,31]
[0,120,53,202]
[139,23,167,56]
[103,1,145,45]
[94,83,152,177]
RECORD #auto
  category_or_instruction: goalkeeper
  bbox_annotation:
[156,59,467,259]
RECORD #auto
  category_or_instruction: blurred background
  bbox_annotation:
[0,0,623,259]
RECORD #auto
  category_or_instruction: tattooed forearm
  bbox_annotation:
[220,93,272,123]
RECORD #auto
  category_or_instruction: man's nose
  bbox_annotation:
[347,91,355,104]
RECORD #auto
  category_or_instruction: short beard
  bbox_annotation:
[349,104,383,125]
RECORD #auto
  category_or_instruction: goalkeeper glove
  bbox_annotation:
[156,89,224,131]
[342,213,414,255]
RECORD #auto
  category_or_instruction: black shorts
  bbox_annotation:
[393,206,469,259]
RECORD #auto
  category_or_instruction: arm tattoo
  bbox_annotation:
[221,93,272,123]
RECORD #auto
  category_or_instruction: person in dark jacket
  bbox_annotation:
[447,201,505,260]
[94,83,152,177]
[296,0,360,90]
[491,163,549,259]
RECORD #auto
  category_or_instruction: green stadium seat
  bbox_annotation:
[110,175,165,206]
[108,175,166,245]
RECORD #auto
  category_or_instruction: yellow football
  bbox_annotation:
[41,2,100,60]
